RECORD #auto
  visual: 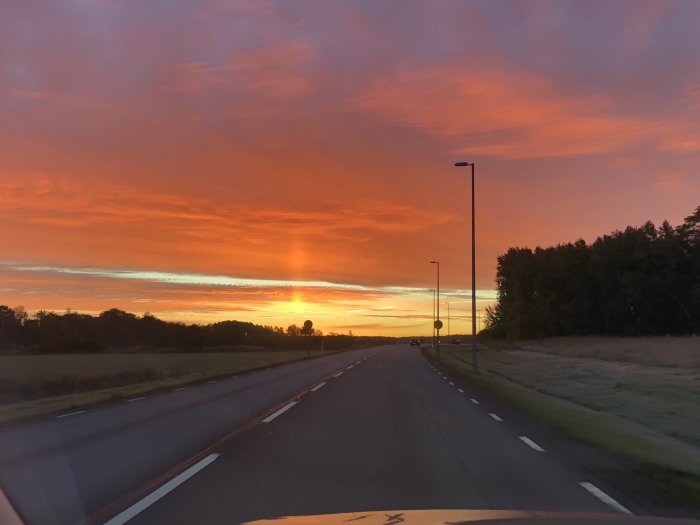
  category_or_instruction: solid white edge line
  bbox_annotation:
[579,482,633,515]
[470,398,480,404]
[489,413,503,422]
[57,410,87,419]
[519,436,545,452]
[262,401,299,423]
[103,453,219,525]
[127,397,146,403]
[457,388,464,394]
[333,371,344,378]
[311,382,327,392]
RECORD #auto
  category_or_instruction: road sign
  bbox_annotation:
[434,319,443,330]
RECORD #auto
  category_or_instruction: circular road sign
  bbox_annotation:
[434,320,443,330]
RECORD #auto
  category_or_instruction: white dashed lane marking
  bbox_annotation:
[457,389,464,394]
[333,371,344,378]
[489,413,503,422]
[470,398,480,405]
[56,410,86,419]
[311,382,326,392]
[174,387,185,392]
[262,401,298,423]
[519,436,545,452]
[103,453,219,525]
[579,482,633,515]
[127,397,147,403]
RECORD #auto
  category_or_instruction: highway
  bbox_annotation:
[0,345,656,524]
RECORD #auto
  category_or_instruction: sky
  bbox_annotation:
[2,0,700,336]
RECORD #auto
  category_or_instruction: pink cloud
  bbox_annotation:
[352,64,693,159]
[166,41,313,99]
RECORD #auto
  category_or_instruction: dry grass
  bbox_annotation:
[452,336,700,448]
[0,350,334,423]
[433,348,700,508]
[492,335,700,368]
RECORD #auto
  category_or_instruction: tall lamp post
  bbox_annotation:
[430,260,440,356]
[430,289,435,351]
[454,161,477,372]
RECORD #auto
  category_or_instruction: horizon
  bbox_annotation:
[2,0,700,336]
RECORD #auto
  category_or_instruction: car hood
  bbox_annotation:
[243,509,699,525]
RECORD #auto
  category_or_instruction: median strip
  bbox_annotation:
[262,401,298,423]
[519,436,545,452]
[579,481,633,515]
[103,453,219,525]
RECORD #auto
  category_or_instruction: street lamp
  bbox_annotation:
[430,289,435,350]
[430,260,440,356]
[454,161,477,372]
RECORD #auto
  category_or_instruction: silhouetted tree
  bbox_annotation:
[301,320,314,336]
[483,205,700,339]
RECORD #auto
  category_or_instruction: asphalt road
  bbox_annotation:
[0,345,649,525]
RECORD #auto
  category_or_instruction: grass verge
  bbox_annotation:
[0,349,341,425]
[428,347,700,509]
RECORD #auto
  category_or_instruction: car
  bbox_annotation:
[409,338,420,346]
[451,338,462,344]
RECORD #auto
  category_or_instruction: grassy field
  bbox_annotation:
[0,349,336,423]
[435,336,700,508]
[455,345,700,448]
[488,336,700,368]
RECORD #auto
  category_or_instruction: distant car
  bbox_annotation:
[409,338,420,346]
[451,338,461,344]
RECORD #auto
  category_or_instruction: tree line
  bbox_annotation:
[0,308,366,353]
[483,205,700,339]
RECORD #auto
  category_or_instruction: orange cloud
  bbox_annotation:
[352,65,678,159]
[0,172,460,286]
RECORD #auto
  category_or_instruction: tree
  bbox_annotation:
[301,320,314,336]
[487,205,700,339]
[286,324,301,336]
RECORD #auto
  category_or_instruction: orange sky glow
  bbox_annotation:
[2,1,700,336]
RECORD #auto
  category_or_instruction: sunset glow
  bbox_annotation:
[2,1,699,335]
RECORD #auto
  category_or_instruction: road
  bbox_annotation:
[0,345,651,524]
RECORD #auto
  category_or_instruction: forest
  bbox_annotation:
[483,205,700,339]
[0,307,373,353]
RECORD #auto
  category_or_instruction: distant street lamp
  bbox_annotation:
[454,161,477,372]
[430,260,440,356]
[447,302,450,338]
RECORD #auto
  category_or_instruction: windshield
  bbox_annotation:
[1,1,700,524]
